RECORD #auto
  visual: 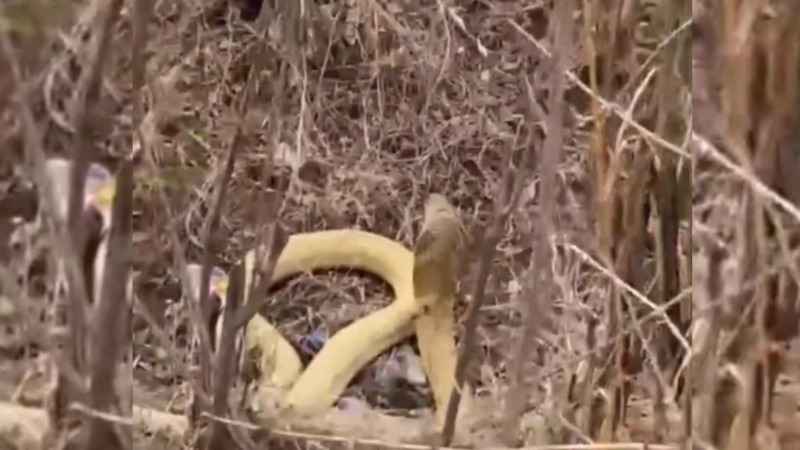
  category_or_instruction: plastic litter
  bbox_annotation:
[298,329,433,412]
[299,328,328,359]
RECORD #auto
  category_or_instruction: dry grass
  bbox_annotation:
[0,0,798,449]
[692,1,800,449]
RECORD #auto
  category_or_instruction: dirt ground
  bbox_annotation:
[775,348,800,448]
[124,0,595,421]
[0,0,595,442]
[0,0,799,448]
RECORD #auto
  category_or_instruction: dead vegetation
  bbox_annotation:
[692,1,800,449]
[0,0,797,449]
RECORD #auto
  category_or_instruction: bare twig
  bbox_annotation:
[84,162,133,450]
[132,0,155,157]
[205,263,251,450]
[193,136,238,402]
[128,0,215,413]
[66,0,124,238]
[503,0,572,442]
[232,221,289,329]
[506,19,691,161]
[440,78,538,446]
[64,0,124,383]
[0,1,93,354]
[0,3,123,444]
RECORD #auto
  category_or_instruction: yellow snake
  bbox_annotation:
[216,231,417,402]
[214,195,468,426]
[86,162,469,430]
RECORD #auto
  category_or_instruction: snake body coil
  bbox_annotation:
[235,231,418,406]
[56,157,471,439]
[215,197,471,430]
[230,197,469,424]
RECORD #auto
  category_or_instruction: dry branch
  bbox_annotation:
[0,1,132,449]
[0,0,741,448]
[440,104,533,445]
[502,0,572,443]
[0,400,680,450]
[691,1,800,449]
[83,162,134,450]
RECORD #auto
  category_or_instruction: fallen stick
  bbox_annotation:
[0,402,188,447]
[0,401,680,450]
[0,398,446,447]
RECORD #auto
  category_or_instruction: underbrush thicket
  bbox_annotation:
[0,0,798,449]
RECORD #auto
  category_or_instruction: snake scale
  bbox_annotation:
[85,161,469,431]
